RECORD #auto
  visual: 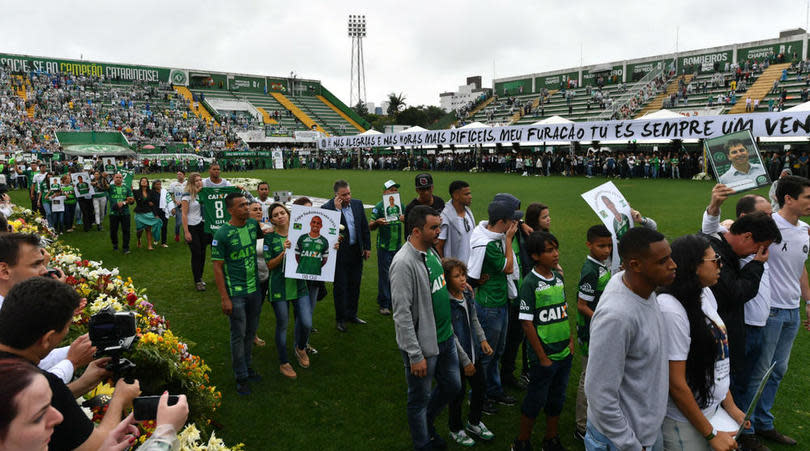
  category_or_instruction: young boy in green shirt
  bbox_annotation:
[574,225,613,440]
[512,231,574,451]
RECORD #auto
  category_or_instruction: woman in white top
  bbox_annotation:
[181,173,207,291]
[658,235,748,451]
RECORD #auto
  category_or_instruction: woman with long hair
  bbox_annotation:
[133,177,162,250]
[524,203,551,233]
[658,234,747,451]
[181,173,207,291]
[264,202,313,379]
[151,180,169,248]
[0,358,63,451]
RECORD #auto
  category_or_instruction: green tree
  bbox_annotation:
[387,92,406,117]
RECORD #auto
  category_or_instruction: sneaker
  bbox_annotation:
[573,429,586,441]
[123,250,131,255]
[295,347,310,368]
[541,436,565,451]
[511,439,533,451]
[739,433,771,451]
[757,429,795,446]
[174,234,180,242]
[306,344,318,355]
[280,363,297,379]
[519,372,530,386]
[490,392,517,406]
[449,430,475,447]
[379,307,391,315]
[481,399,498,415]
[465,420,494,441]
[236,380,251,396]
[195,282,206,291]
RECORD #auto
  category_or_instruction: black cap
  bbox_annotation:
[493,193,521,212]
[488,201,523,224]
[415,173,433,189]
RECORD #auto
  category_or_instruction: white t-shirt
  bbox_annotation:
[169,180,187,204]
[203,178,231,188]
[181,193,203,226]
[256,197,274,223]
[768,212,810,309]
[659,288,730,423]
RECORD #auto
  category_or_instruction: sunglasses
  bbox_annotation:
[702,255,722,265]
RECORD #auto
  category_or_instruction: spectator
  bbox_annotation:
[369,180,404,316]
[437,180,475,262]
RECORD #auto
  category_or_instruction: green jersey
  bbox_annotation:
[613,214,630,241]
[107,184,133,216]
[76,182,91,197]
[105,164,116,173]
[264,232,306,301]
[385,205,401,219]
[370,200,403,252]
[425,248,453,343]
[62,185,76,205]
[475,240,508,308]
[295,234,329,276]
[518,269,570,361]
[212,218,263,297]
[199,187,239,234]
[576,256,611,354]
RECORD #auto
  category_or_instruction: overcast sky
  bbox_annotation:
[1,0,808,108]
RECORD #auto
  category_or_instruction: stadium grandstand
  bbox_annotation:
[0,52,370,158]
[461,31,809,128]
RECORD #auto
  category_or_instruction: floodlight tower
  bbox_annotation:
[348,14,367,108]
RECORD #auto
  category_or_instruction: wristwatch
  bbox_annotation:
[705,427,718,441]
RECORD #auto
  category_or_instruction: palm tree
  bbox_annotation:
[387,92,406,117]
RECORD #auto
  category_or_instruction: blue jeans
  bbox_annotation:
[228,291,263,381]
[42,202,53,229]
[585,420,663,451]
[751,307,800,431]
[401,338,461,451]
[376,248,396,309]
[734,324,765,428]
[50,210,64,234]
[174,206,182,236]
[475,303,508,397]
[271,293,313,364]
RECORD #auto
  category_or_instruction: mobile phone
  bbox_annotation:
[132,395,180,421]
[46,268,60,279]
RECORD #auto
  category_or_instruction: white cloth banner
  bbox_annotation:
[318,111,810,149]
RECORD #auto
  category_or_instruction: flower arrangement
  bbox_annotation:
[8,206,240,450]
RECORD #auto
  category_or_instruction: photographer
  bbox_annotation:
[0,277,142,451]
[100,392,190,451]
[0,233,97,389]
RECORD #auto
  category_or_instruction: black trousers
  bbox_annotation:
[78,198,94,231]
[188,223,210,283]
[333,243,363,322]
[109,214,131,251]
[157,211,168,244]
[501,300,528,377]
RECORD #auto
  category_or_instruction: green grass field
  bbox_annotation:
[12,170,809,450]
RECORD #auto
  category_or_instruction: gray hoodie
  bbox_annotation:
[585,271,668,450]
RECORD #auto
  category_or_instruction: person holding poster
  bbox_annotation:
[658,235,747,451]
[44,176,65,234]
[212,192,264,395]
[370,179,404,316]
[107,172,134,254]
[294,215,330,276]
[263,202,312,379]
[72,173,94,232]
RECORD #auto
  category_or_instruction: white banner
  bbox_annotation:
[318,111,810,149]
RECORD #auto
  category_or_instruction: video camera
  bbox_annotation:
[88,307,139,375]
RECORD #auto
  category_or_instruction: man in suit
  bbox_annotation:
[323,179,371,332]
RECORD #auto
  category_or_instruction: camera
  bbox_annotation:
[88,307,139,374]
